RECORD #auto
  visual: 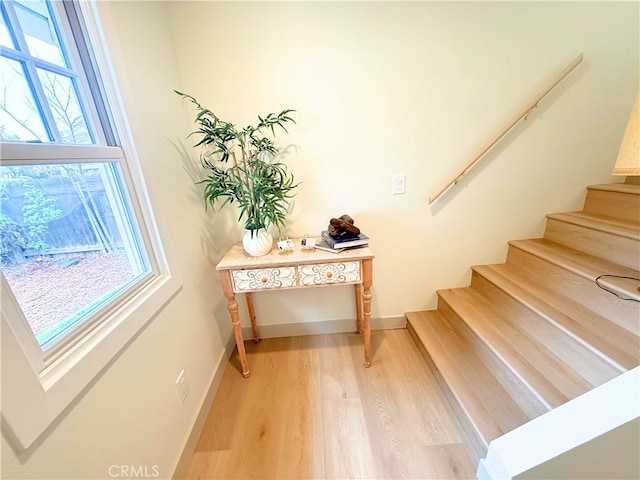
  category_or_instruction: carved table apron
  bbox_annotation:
[216,241,374,377]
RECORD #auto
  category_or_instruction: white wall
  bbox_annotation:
[1,2,637,479]
[168,0,638,327]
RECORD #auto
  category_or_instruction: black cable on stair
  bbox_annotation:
[594,275,640,302]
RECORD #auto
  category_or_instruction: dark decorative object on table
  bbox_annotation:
[327,214,361,239]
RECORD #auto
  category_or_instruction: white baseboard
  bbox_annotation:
[241,315,406,339]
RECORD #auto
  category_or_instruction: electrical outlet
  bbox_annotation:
[392,174,406,195]
[175,369,190,403]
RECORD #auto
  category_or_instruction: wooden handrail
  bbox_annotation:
[428,53,584,204]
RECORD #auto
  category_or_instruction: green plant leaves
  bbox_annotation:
[177,91,298,232]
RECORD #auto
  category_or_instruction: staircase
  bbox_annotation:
[406,182,640,465]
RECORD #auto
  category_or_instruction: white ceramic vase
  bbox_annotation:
[242,228,273,257]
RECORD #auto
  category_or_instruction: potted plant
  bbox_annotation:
[176,91,298,256]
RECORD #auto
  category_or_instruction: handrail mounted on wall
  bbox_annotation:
[428,53,584,204]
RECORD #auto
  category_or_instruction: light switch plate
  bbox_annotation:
[392,174,406,195]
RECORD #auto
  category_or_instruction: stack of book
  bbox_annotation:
[314,230,370,253]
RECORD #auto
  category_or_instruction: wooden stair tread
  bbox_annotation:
[406,310,527,448]
[544,210,640,269]
[546,211,640,240]
[508,238,640,301]
[438,286,604,404]
[587,183,640,195]
[472,264,639,371]
[506,240,640,337]
[435,289,553,419]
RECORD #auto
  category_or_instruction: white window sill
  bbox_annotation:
[1,272,181,449]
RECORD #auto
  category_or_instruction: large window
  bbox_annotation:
[1,162,150,353]
[1,0,179,449]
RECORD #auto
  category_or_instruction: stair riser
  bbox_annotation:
[487,263,639,371]
[544,218,640,270]
[417,305,522,439]
[462,273,582,406]
[584,189,640,222]
[406,320,486,465]
[437,292,552,419]
[470,271,623,389]
[506,245,640,336]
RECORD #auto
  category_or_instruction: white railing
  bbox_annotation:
[428,53,584,204]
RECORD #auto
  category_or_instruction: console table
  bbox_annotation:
[216,241,374,377]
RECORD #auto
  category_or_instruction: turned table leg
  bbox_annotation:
[245,292,261,343]
[362,258,373,367]
[354,283,363,334]
[219,270,250,377]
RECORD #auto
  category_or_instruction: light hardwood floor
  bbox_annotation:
[181,329,476,479]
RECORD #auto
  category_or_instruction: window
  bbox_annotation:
[1,162,150,352]
[1,0,180,449]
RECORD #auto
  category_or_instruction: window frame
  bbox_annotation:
[1,0,99,144]
[0,0,181,450]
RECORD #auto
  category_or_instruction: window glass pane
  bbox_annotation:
[36,68,92,144]
[15,0,65,67]
[0,162,151,350]
[0,6,15,48]
[0,56,49,142]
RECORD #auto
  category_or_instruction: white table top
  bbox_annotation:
[216,239,374,270]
